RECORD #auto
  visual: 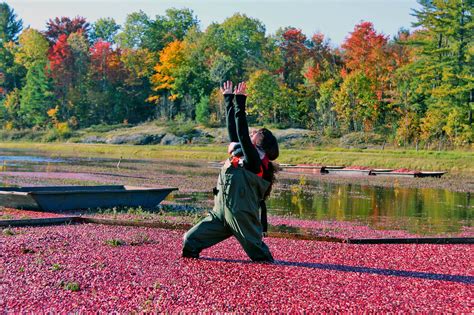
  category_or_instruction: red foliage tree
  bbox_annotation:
[279,28,310,87]
[342,21,393,103]
[342,21,389,80]
[90,41,125,86]
[45,16,90,44]
[48,34,73,93]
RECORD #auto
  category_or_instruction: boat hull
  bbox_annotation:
[0,185,178,212]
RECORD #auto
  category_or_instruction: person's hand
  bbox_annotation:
[220,80,233,95]
[234,81,247,96]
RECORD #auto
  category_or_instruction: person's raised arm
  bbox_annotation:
[234,82,262,174]
[221,80,239,143]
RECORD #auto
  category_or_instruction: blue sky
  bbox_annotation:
[8,0,421,45]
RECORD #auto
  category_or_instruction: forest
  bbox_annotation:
[0,0,472,147]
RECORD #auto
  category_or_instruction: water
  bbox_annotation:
[268,182,472,235]
[0,155,64,163]
[1,149,471,236]
[170,182,472,236]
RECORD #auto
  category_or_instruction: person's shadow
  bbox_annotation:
[201,257,473,284]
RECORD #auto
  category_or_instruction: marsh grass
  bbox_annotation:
[0,142,471,175]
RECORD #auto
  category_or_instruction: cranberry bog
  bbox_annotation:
[1,224,472,312]
[0,148,473,312]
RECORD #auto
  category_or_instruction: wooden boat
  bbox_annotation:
[322,167,372,176]
[0,185,178,212]
[282,165,343,175]
[371,171,446,178]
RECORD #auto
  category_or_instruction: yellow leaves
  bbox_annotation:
[55,122,70,134]
[146,95,160,103]
[148,40,186,103]
[47,106,59,119]
[4,121,14,131]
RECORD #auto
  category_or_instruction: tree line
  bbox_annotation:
[0,0,472,147]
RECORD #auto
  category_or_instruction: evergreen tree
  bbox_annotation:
[411,0,473,144]
[0,2,23,96]
[20,61,53,127]
[0,2,22,43]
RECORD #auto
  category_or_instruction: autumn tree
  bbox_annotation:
[341,22,394,129]
[276,27,310,88]
[148,40,186,118]
[45,16,90,44]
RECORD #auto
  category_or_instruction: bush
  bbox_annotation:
[43,123,73,142]
[0,129,46,141]
[165,120,197,137]
[85,123,133,133]
[340,132,385,148]
[195,96,210,125]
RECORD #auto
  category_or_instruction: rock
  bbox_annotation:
[105,134,165,145]
[82,136,107,144]
[160,133,186,145]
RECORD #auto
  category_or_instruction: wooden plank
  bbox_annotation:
[347,237,474,244]
[2,216,471,245]
[0,217,79,227]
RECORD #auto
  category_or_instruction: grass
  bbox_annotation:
[0,142,472,175]
[104,239,126,247]
[51,263,62,271]
[2,228,15,236]
[63,281,80,292]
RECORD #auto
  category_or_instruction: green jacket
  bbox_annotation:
[213,159,270,223]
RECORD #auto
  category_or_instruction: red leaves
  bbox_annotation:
[45,16,90,44]
[90,41,126,84]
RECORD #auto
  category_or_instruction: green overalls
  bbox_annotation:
[182,159,274,262]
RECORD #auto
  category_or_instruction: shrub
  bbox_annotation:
[165,120,196,137]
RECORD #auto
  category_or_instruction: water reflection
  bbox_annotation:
[267,182,472,235]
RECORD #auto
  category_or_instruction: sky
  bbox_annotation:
[7,0,421,45]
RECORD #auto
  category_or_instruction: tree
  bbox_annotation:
[90,17,120,44]
[0,2,22,43]
[45,16,90,44]
[205,14,267,81]
[14,28,53,127]
[19,62,53,127]
[333,71,378,132]
[0,2,23,97]
[276,27,310,88]
[341,21,395,129]
[246,70,279,123]
[410,0,473,144]
[15,29,49,68]
[148,40,186,118]
[115,11,151,49]
[195,95,210,125]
